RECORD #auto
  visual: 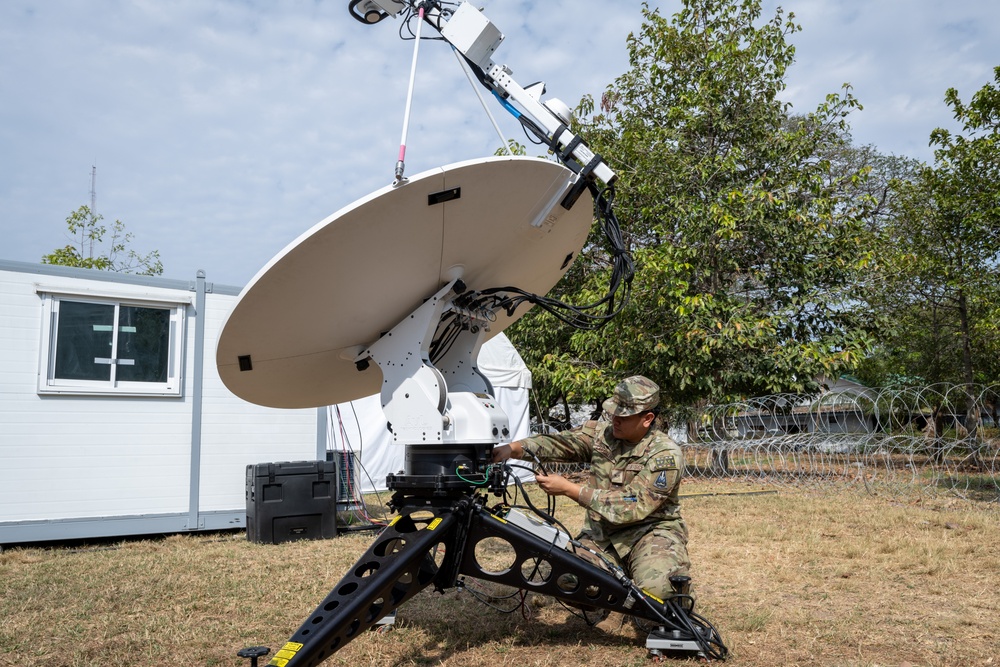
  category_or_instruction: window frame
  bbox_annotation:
[37,291,187,397]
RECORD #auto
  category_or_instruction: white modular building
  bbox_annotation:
[0,260,533,545]
[0,260,323,545]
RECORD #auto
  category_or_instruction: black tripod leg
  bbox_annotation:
[456,508,642,615]
[270,510,458,667]
[455,508,729,659]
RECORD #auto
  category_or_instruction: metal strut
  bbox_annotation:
[267,507,459,667]
[394,3,426,183]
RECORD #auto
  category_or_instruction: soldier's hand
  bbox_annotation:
[491,441,523,462]
[535,471,578,499]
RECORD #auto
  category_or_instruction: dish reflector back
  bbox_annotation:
[216,156,592,408]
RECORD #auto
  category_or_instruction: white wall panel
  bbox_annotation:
[0,262,319,535]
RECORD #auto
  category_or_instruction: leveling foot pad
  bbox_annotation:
[646,625,710,660]
[236,646,270,666]
[371,610,397,634]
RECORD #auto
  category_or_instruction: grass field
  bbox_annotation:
[2,480,997,666]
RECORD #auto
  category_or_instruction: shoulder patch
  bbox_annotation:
[651,455,677,471]
[593,440,613,461]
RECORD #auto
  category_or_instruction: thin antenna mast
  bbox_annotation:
[88,164,97,259]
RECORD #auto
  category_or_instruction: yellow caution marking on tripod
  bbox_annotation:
[388,515,401,527]
[268,641,303,666]
[427,517,442,530]
[643,590,664,604]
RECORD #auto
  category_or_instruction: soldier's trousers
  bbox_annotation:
[575,525,692,601]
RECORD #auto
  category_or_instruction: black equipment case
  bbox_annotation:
[246,460,338,544]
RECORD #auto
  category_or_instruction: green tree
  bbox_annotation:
[859,67,1000,395]
[821,139,923,232]
[43,205,163,276]
[509,0,876,426]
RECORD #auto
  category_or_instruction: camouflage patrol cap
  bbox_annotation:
[602,375,660,417]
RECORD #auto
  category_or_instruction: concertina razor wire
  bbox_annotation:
[685,383,1000,504]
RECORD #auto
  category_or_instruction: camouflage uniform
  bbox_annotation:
[520,376,690,601]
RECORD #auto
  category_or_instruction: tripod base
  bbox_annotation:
[647,626,705,658]
[265,491,726,666]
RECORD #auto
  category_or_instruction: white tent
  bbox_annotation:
[327,333,532,494]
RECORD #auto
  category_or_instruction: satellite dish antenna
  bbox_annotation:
[219,4,728,665]
[221,153,728,659]
[217,156,592,411]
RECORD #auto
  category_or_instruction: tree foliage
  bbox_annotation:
[42,205,163,276]
[857,66,1000,390]
[509,0,877,423]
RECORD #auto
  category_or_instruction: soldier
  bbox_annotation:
[491,375,691,604]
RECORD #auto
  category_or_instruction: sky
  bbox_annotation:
[1,0,998,288]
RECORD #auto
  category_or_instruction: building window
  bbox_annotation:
[39,295,185,396]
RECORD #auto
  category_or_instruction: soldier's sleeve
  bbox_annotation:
[519,422,598,463]
[578,447,682,526]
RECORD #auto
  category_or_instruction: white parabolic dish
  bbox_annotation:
[216,156,593,409]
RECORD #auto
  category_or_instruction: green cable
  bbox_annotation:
[455,464,493,485]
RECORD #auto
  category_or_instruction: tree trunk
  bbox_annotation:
[957,288,979,440]
[926,407,947,464]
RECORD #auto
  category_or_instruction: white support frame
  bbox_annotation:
[359,279,509,446]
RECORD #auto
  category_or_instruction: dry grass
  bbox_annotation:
[2,481,998,667]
